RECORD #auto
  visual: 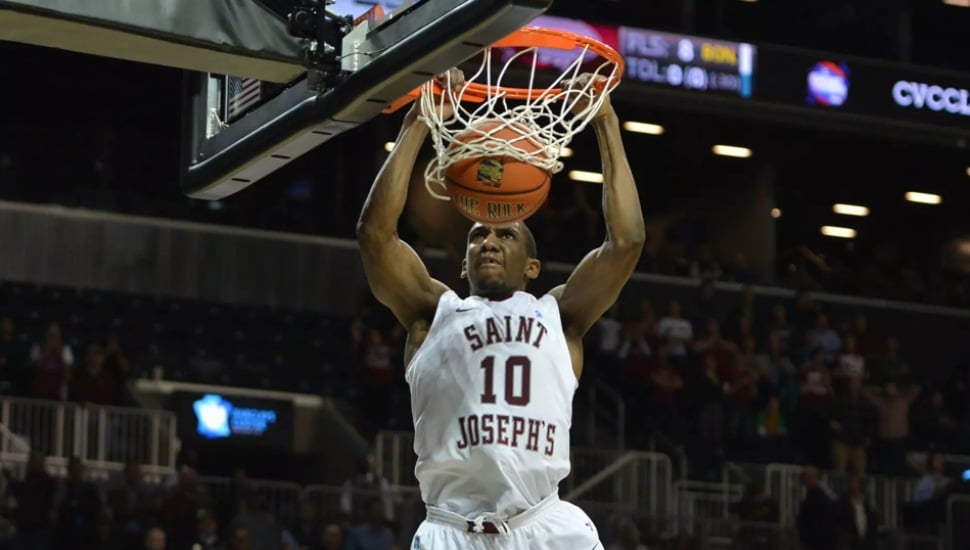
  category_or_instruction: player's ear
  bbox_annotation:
[460,258,468,279]
[523,259,540,282]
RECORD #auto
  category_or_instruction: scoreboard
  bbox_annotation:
[618,27,756,99]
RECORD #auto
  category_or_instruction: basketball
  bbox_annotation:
[444,119,551,225]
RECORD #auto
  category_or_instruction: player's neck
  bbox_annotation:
[473,289,517,302]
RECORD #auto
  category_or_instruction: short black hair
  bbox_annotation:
[520,223,538,260]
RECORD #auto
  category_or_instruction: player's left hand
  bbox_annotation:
[562,73,615,120]
[407,68,465,124]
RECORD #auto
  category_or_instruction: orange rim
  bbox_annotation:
[383,26,624,113]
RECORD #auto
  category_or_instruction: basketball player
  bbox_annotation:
[357,70,644,549]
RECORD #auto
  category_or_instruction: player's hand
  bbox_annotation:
[562,73,615,120]
[407,68,464,123]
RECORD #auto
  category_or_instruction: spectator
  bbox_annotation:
[226,525,253,550]
[161,470,201,550]
[811,314,842,364]
[760,334,798,419]
[194,510,223,549]
[347,499,393,550]
[218,467,249,531]
[850,314,877,361]
[320,522,346,550]
[833,476,879,550]
[869,337,908,385]
[102,333,131,405]
[29,323,73,400]
[688,244,722,281]
[71,343,118,405]
[229,491,282,550]
[14,451,56,550]
[734,481,779,550]
[692,318,738,376]
[144,527,166,550]
[353,325,394,435]
[912,452,950,504]
[828,377,876,475]
[735,481,779,523]
[723,335,758,444]
[756,396,787,437]
[341,454,394,525]
[53,457,102,549]
[913,390,961,452]
[657,301,692,361]
[646,346,684,441]
[608,517,649,550]
[691,279,721,327]
[688,353,726,479]
[796,466,836,550]
[837,335,866,382]
[798,349,834,466]
[107,462,157,548]
[863,381,920,475]
[286,498,321,550]
[765,302,792,350]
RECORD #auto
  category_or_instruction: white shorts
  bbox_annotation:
[410,493,603,550]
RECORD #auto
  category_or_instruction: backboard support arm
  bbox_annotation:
[181,0,553,200]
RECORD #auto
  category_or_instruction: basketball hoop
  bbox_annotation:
[391,26,624,202]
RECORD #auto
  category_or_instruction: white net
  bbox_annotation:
[418,28,622,200]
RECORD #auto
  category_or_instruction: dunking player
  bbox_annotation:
[357,70,644,549]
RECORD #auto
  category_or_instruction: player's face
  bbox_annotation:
[462,222,539,296]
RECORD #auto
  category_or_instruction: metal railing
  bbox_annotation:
[375,430,630,495]
[946,495,970,550]
[0,397,178,477]
[375,430,416,488]
[674,479,745,520]
[564,451,675,517]
[766,463,916,530]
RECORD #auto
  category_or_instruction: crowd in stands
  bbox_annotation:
[3,270,970,542]
[0,450,405,550]
[577,279,970,477]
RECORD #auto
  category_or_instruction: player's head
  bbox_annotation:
[461,222,540,297]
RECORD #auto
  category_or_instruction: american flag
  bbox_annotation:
[226,76,262,121]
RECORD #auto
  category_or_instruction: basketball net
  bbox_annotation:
[418,27,623,201]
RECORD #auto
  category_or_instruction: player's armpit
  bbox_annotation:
[358,230,449,328]
[554,242,642,338]
[554,112,644,338]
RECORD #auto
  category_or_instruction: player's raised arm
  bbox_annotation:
[552,76,645,338]
[357,84,456,328]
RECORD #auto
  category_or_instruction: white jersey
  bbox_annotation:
[406,290,577,519]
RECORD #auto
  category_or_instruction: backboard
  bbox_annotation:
[181,0,553,200]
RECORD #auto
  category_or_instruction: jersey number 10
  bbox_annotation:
[480,355,531,406]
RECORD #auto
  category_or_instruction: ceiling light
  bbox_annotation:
[965,166,970,176]
[384,142,395,152]
[832,203,869,217]
[905,191,942,205]
[770,208,781,218]
[821,226,857,239]
[560,147,574,158]
[712,145,752,158]
[622,121,665,135]
[943,0,970,7]
[568,170,604,184]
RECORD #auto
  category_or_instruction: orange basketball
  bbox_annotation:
[444,119,551,225]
